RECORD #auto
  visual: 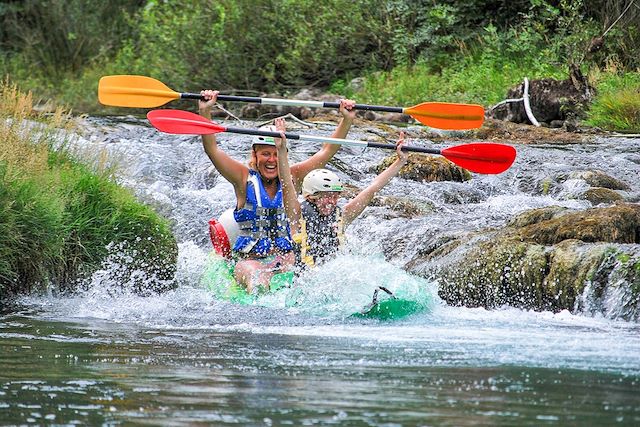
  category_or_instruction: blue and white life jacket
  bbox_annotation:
[233,170,293,255]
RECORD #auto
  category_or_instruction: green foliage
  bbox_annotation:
[383,0,461,68]
[582,0,640,70]
[56,162,178,292]
[1,0,639,124]
[347,0,599,107]
[0,153,177,297]
[586,72,640,132]
[110,0,393,93]
[0,82,177,297]
[0,162,65,289]
[354,22,568,108]
[0,0,143,76]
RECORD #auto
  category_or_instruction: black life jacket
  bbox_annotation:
[294,200,344,268]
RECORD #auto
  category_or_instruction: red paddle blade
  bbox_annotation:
[147,110,226,135]
[441,143,516,174]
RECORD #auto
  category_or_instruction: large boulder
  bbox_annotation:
[517,169,631,204]
[409,204,640,320]
[373,152,471,183]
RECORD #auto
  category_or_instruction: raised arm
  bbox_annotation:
[274,118,301,235]
[289,99,356,191]
[199,90,249,195]
[342,132,409,227]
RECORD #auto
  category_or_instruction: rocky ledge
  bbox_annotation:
[405,203,640,321]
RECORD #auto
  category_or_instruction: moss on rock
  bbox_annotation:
[579,187,624,205]
[421,203,640,318]
[374,153,471,182]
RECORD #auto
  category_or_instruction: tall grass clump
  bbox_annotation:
[0,81,177,299]
[587,70,640,132]
[343,23,569,108]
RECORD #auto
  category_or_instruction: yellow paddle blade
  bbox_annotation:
[98,75,181,107]
[404,102,485,130]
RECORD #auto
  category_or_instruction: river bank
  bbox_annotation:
[1,107,639,424]
[0,84,177,301]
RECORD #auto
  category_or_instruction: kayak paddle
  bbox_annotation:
[99,75,485,130]
[147,110,515,174]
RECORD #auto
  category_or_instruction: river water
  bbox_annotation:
[1,116,639,425]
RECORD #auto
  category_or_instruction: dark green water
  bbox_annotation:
[2,295,639,426]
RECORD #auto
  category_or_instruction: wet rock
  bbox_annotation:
[521,169,630,198]
[373,153,471,183]
[470,118,589,145]
[576,246,640,321]
[409,203,640,319]
[517,203,640,244]
[579,187,624,205]
[436,183,486,204]
[371,195,434,219]
[341,184,432,219]
[506,206,570,228]
[568,170,630,190]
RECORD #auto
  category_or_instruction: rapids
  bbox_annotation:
[1,115,639,424]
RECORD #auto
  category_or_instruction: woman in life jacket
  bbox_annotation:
[275,128,409,268]
[199,90,356,293]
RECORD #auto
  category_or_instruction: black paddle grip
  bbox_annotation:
[323,102,403,113]
[367,142,441,154]
[181,93,264,103]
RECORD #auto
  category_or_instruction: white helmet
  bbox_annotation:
[302,169,344,197]
[252,125,277,147]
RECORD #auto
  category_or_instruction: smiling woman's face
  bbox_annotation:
[252,145,278,180]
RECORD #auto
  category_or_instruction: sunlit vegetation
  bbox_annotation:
[0,81,176,297]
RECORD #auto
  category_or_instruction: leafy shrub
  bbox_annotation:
[0,0,143,76]
[111,0,393,93]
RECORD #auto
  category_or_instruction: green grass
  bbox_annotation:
[586,71,640,132]
[336,59,566,109]
[0,81,177,298]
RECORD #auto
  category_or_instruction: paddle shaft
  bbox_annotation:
[146,109,514,173]
[180,92,404,113]
[224,126,437,154]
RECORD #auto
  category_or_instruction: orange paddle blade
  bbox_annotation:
[98,75,181,107]
[404,102,485,130]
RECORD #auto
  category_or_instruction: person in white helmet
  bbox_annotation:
[275,129,409,267]
[198,91,356,293]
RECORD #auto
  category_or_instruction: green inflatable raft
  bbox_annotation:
[201,253,430,320]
